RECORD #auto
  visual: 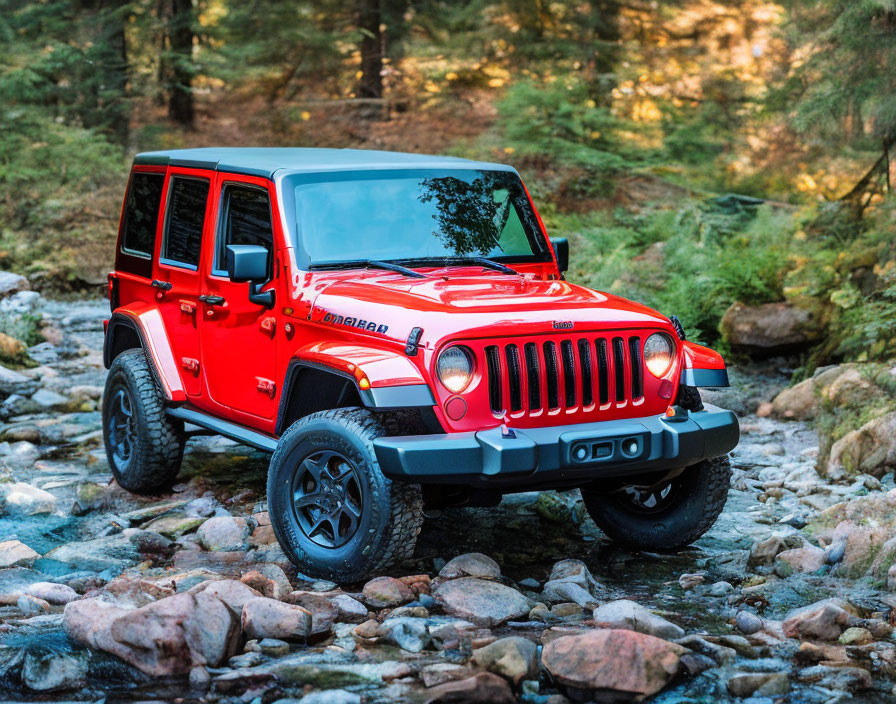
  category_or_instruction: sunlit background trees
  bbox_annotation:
[1,0,895,371]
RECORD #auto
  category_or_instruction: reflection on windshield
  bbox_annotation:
[418,172,512,256]
[288,169,548,266]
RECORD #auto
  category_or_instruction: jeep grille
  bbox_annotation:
[483,333,646,415]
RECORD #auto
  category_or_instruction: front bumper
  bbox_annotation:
[373,407,739,487]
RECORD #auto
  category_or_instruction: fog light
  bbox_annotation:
[574,445,588,461]
[623,440,638,455]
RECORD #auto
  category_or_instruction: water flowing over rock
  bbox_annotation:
[542,628,686,700]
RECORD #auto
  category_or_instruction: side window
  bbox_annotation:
[216,185,274,276]
[162,177,209,269]
[121,172,164,258]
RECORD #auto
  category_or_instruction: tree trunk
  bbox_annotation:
[357,0,383,99]
[161,0,195,127]
[587,0,621,105]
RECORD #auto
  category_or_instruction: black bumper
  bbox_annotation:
[373,408,739,488]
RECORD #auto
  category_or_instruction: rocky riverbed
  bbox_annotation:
[2,286,896,703]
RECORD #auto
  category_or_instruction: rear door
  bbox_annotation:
[198,174,279,427]
[153,168,213,397]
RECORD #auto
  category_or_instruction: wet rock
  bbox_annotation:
[143,513,205,539]
[296,690,361,704]
[0,539,40,567]
[471,636,538,686]
[0,364,39,396]
[22,651,87,692]
[782,599,854,641]
[770,378,817,421]
[64,591,241,676]
[45,529,169,572]
[796,664,872,691]
[678,573,705,590]
[826,411,896,479]
[709,581,734,596]
[439,552,501,580]
[727,672,790,697]
[735,611,763,635]
[379,616,430,652]
[593,600,684,639]
[433,577,531,627]
[18,594,51,616]
[197,516,249,551]
[774,545,826,575]
[241,596,312,641]
[259,638,290,656]
[0,270,29,298]
[362,576,414,608]
[285,591,336,636]
[189,665,211,688]
[839,626,873,645]
[31,388,69,409]
[189,579,263,613]
[425,671,515,704]
[748,535,784,568]
[542,628,686,700]
[242,569,283,599]
[23,581,79,605]
[720,301,820,355]
[0,481,57,516]
[330,593,369,623]
[419,663,469,687]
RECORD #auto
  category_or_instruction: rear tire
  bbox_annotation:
[581,456,731,552]
[267,408,424,583]
[102,349,185,494]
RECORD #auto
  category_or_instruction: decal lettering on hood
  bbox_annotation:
[320,310,389,334]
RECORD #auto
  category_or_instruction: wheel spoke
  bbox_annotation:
[293,492,323,510]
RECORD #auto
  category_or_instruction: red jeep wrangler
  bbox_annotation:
[103,148,738,582]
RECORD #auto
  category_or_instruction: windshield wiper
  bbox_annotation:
[309,259,426,279]
[414,256,519,275]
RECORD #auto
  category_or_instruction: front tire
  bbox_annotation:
[267,408,424,583]
[102,349,185,494]
[581,456,731,552]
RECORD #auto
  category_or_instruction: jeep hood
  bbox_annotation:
[308,270,672,347]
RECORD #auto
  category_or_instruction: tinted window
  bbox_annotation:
[121,173,164,257]
[216,185,274,274]
[163,177,209,268]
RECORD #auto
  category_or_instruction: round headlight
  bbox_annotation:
[437,346,473,394]
[644,333,675,377]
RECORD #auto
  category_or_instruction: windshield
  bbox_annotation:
[283,169,550,267]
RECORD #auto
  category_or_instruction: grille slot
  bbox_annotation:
[578,339,593,407]
[629,337,643,399]
[560,340,576,407]
[543,341,560,409]
[505,345,523,412]
[524,342,541,410]
[612,337,626,403]
[485,346,502,413]
[596,339,609,405]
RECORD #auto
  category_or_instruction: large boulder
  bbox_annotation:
[241,596,312,641]
[433,577,530,627]
[64,592,241,676]
[825,412,896,480]
[542,629,686,700]
[0,482,57,517]
[197,516,249,551]
[770,378,817,421]
[720,301,821,356]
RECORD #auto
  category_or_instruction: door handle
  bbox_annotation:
[151,279,172,291]
[199,295,226,306]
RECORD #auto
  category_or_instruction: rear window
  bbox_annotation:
[121,172,164,258]
[162,177,209,268]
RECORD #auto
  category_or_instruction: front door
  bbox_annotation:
[199,175,279,428]
[154,169,212,397]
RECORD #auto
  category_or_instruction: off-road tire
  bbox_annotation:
[102,349,185,494]
[581,455,732,552]
[267,408,424,583]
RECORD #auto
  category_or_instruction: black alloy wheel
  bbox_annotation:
[107,386,136,473]
[291,450,364,548]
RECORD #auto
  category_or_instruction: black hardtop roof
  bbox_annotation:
[132,147,516,180]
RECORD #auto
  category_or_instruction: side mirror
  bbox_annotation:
[226,244,275,308]
[550,238,569,273]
